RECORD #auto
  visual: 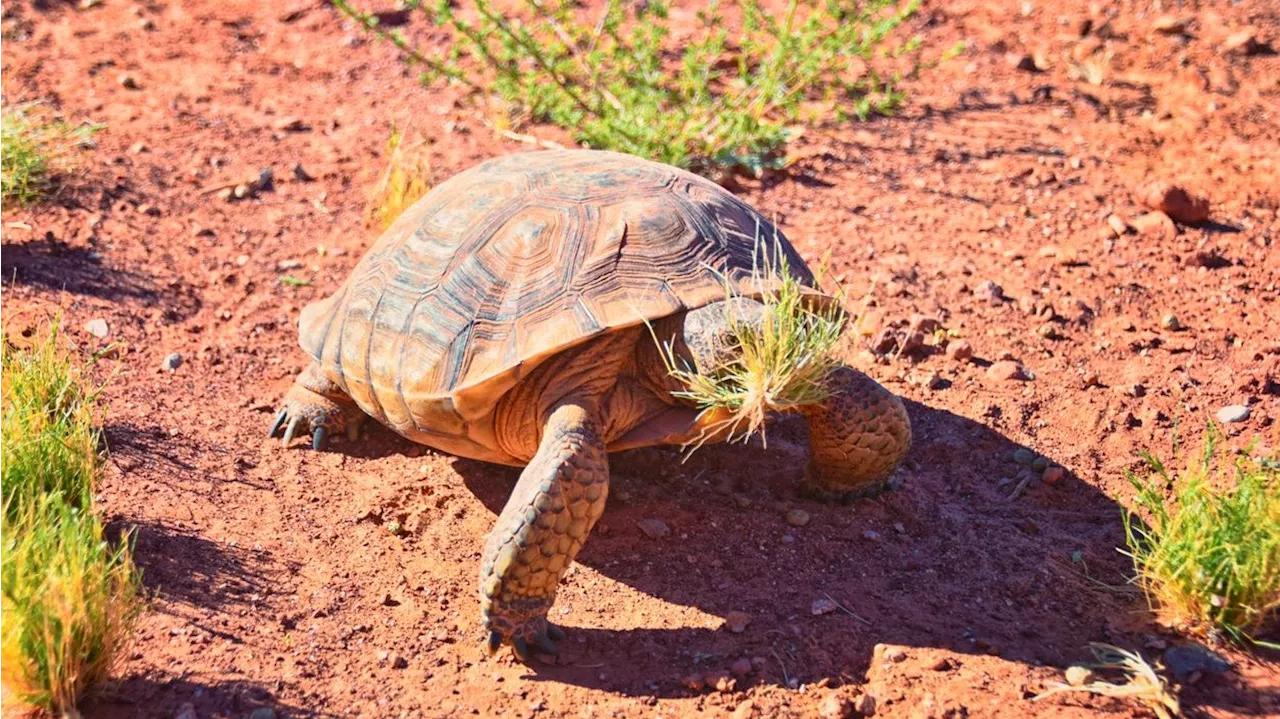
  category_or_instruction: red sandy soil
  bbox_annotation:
[3,1,1278,717]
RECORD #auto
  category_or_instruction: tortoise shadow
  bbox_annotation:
[451,399,1266,712]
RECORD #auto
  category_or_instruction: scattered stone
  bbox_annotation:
[273,116,308,132]
[292,162,315,181]
[162,352,182,372]
[257,167,274,191]
[945,340,974,363]
[1138,181,1210,224]
[1064,665,1094,686]
[730,657,754,676]
[232,183,252,200]
[819,694,853,719]
[174,703,198,719]
[899,331,926,357]
[811,597,838,616]
[83,318,110,339]
[1151,16,1188,35]
[731,700,759,719]
[1007,53,1038,72]
[913,369,944,391]
[248,709,277,719]
[277,259,304,271]
[885,647,908,663]
[117,73,139,89]
[1222,29,1269,56]
[908,314,942,335]
[854,693,876,717]
[973,280,1004,305]
[929,657,953,672]
[862,529,881,541]
[389,653,408,669]
[216,187,234,202]
[1215,405,1250,424]
[1130,211,1177,239]
[1082,370,1101,388]
[705,670,736,693]
[1105,214,1129,237]
[724,611,752,634]
[138,16,155,30]
[1163,644,1230,683]
[785,508,811,527]
[129,141,148,154]
[1160,314,1183,331]
[1031,455,1050,472]
[870,328,899,355]
[1186,249,1230,269]
[988,360,1032,381]
[1013,448,1036,466]
[637,517,670,539]
[1042,466,1065,485]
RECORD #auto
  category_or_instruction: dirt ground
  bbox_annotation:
[3,0,1279,717]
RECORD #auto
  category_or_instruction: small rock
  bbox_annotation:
[1163,644,1230,683]
[1222,29,1269,56]
[83,318,110,339]
[854,693,876,717]
[162,352,182,372]
[273,116,308,132]
[129,141,148,154]
[1160,314,1183,331]
[232,183,252,199]
[973,279,1004,305]
[216,187,234,202]
[705,670,736,693]
[292,162,315,181]
[914,370,944,390]
[138,16,155,30]
[1186,249,1230,269]
[899,331,926,357]
[1151,16,1188,35]
[1215,405,1250,424]
[1064,665,1093,686]
[193,225,215,237]
[870,328,899,355]
[1031,456,1050,472]
[929,657,953,671]
[945,340,974,362]
[174,704,198,719]
[257,167,274,191]
[389,653,408,669]
[637,517,670,539]
[885,647,908,663]
[277,259,304,271]
[988,360,1031,381]
[908,314,942,335]
[681,673,706,691]
[1082,370,1101,388]
[1130,211,1178,239]
[730,657,754,676]
[248,709,277,719]
[1007,53,1038,72]
[724,611,752,634]
[1042,466,1065,484]
[1137,181,1210,224]
[118,73,139,89]
[819,694,853,719]
[785,508,810,527]
[1106,214,1129,237]
[862,529,881,541]
[1013,448,1036,466]
[811,597,838,616]
[732,700,759,719]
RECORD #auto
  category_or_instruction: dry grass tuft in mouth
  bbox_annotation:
[1033,643,1181,719]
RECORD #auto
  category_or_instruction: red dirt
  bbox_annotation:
[3,1,1279,717]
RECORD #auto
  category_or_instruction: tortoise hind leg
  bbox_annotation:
[269,362,366,450]
[800,365,911,502]
[480,399,608,661]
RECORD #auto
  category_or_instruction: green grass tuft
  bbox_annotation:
[653,232,847,447]
[1,103,103,208]
[335,0,962,179]
[1122,425,1280,648]
[1,321,142,715]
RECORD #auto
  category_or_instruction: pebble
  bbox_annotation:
[232,183,252,199]
[118,73,139,89]
[730,657,754,676]
[811,597,838,616]
[899,331,926,357]
[1138,181,1210,224]
[945,340,973,362]
[129,141,148,154]
[705,670,736,692]
[1215,405,1250,424]
[389,653,408,669]
[913,369,944,390]
[929,657,953,672]
[138,17,155,30]
[248,709,277,719]
[988,360,1032,381]
[1151,16,1188,35]
[1130,211,1177,239]
[1013,448,1036,466]
[785,508,811,527]
[854,693,876,716]
[1064,665,1093,686]
[1082,370,1101,388]
[1160,314,1183,331]
[908,314,941,335]
[885,647,908,663]
[637,517,670,539]
[1007,53,1038,72]
[1222,29,1267,56]
[732,700,759,719]
[162,352,183,372]
[257,167,274,191]
[277,259,304,271]
[819,694,853,719]
[1163,644,1230,683]
[83,318,110,339]
[973,280,1004,305]
[724,611,752,634]
[1106,214,1129,237]
[1031,456,1049,472]
[273,116,308,132]
[681,673,706,691]
[292,162,315,181]
[1042,466,1065,484]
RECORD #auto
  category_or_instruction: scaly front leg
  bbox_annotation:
[479,400,608,661]
[268,362,366,450]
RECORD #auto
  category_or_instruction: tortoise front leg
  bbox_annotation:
[268,362,366,450]
[801,365,911,502]
[480,399,608,661]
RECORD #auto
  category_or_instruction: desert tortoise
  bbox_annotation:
[270,149,911,660]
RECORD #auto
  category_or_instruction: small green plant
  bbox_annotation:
[366,123,433,229]
[1,321,142,715]
[1122,425,1279,648]
[279,275,312,287]
[652,231,847,447]
[1,103,102,208]
[334,0,962,179]
[1033,643,1180,719]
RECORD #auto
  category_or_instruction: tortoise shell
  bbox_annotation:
[298,149,825,462]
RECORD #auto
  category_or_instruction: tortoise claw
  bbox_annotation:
[487,631,504,655]
[312,426,328,451]
[268,409,288,438]
[282,416,302,447]
[533,630,560,656]
[546,623,565,641]
[512,638,531,662]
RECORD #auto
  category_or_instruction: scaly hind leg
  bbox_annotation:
[268,362,366,450]
[800,365,911,503]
